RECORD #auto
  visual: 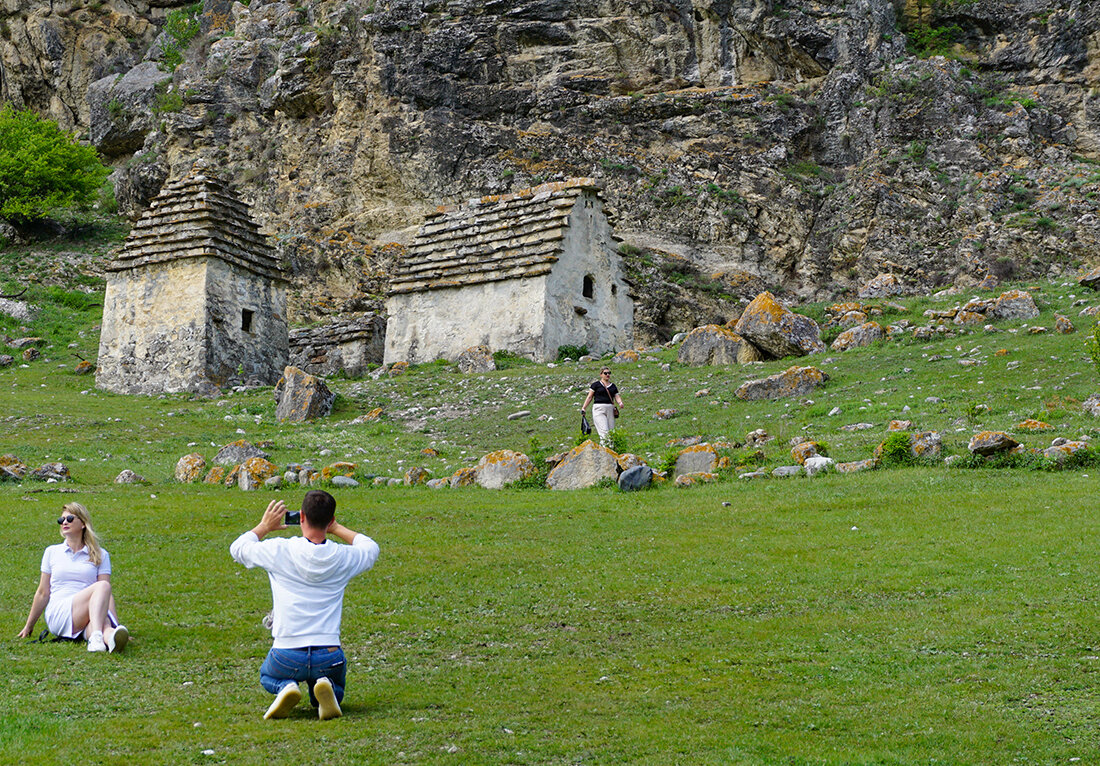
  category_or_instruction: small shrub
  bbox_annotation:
[878,432,915,467]
[1084,321,1100,378]
[557,344,588,361]
[492,350,531,370]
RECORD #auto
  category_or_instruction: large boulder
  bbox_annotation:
[831,322,884,351]
[455,345,496,374]
[735,366,829,401]
[677,325,744,366]
[673,444,719,478]
[989,290,1039,322]
[214,440,269,466]
[275,366,336,422]
[618,465,653,491]
[475,450,536,489]
[734,292,825,358]
[858,273,905,299]
[546,441,620,490]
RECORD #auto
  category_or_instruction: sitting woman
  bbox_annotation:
[18,502,129,653]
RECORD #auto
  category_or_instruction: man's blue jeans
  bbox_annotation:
[260,646,347,706]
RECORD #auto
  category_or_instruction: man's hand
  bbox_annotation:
[252,499,287,539]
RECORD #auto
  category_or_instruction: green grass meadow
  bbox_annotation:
[5,263,1100,762]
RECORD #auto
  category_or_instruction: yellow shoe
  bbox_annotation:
[314,677,342,721]
[263,684,301,720]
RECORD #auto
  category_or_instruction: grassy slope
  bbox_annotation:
[4,244,1100,763]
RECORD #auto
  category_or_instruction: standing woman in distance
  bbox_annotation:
[580,366,624,448]
[18,502,129,653]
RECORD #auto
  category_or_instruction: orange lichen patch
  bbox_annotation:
[0,454,27,478]
[223,465,242,487]
[203,466,227,485]
[791,442,822,464]
[175,453,206,483]
[223,439,252,451]
[421,447,440,457]
[680,444,717,456]
[321,462,358,480]
[741,291,787,322]
[404,467,430,485]
[1015,419,1052,431]
[994,349,1009,356]
[74,360,95,375]
[614,350,640,363]
[242,457,279,485]
[827,301,868,316]
[716,456,731,470]
[362,407,384,421]
[388,361,409,377]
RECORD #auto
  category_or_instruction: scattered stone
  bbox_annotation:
[677,324,745,366]
[352,407,384,423]
[840,423,876,431]
[283,470,299,484]
[1016,419,1052,431]
[264,476,283,488]
[911,431,942,458]
[1054,315,1075,334]
[30,462,70,482]
[830,322,883,351]
[989,289,1040,321]
[1027,326,1047,335]
[426,477,450,489]
[476,449,537,489]
[953,310,985,326]
[745,429,771,446]
[734,292,825,358]
[613,350,640,364]
[0,297,34,322]
[771,465,803,478]
[674,471,716,487]
[203,466,227,484]
[388,361,409,376]
[175,453,206,482]
[23,347,40,362]
[0,454,28,479]
[239,457,279,491]
[450,466,479,488]
[1079,264,1100,291]
[321,462,358,481]
[654,409,677,420]
[734,365,829,401]
[738,470,767,480]
[887,420,912,431]
[615,453,646,472]
[507,411,531,421]
[274,366,336,422]
[968,431,1020,456]
[1044,440,1090,465]
[455,345,496,374]
[10,337,44,349]
[114,469,145,484]
[74,360,95,375]
[1,465,22,481]
[546,441,619,490]
[331,476,360,488]
[421,447,440,457]
[0,354,12,367]
[803,456,835,477]
[666,436,704,447]
[404,467,430,485]
[214,440,269,466]
[1083,394,1100,417]
[618,465,653,491]
[791,442,823,465]
[835,459,876,474]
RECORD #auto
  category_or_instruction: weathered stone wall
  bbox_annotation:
[289,315,385,378]
[384,277,546,365]
[96,257,288,395]
[543,191,633,357]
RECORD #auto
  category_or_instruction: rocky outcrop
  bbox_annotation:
[677,325,744,366]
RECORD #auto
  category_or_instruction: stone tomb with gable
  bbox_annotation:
[96,166,288,396]
[384,179,634,365]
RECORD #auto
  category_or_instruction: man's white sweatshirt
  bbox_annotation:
[230,531,379,648]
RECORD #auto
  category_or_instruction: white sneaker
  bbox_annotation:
[107,625,129,653]
[314,677,342,721]
[263,684,301,720]
[87,632,106,653]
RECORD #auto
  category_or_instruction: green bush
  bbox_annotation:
[1084,321,1100,378]
[492,349,531,370]
[160,2,202,72]
[557,344,588,361]
[878,432,915,467]
[0,106,110,224]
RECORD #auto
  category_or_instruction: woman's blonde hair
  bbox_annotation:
[63,502,103,566]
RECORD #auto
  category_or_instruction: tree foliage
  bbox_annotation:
[0,105,110,224]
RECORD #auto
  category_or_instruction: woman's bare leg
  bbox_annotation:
[69,580,112,637]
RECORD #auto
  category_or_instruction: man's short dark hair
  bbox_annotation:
[302,490,336,528]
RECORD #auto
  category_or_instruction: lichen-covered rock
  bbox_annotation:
[1044,440,1090,465]
[953,310,985,326]
[615,453,646,472]
[735,366,829,401]
[223,464,242,488]
[989,290,1039,322]
[887,420,912,431]
[114,469,146,484]
[0,354,13,367]
[30,462,70,482]
[546,441,620,490]
[352,407,384,423]
[858,273,904,299]
[1054,314,1075,334]
[968,431,1020,456]
[239,457,279,491]
[388,361,409,377]
[203,466,227,485]
[734,292,825,358]
[613,350,640,364]
[214,440,269,466]
[1084,394,1100,417]
[450,466,479,488]
[911,431,942,459]
[321,462,358,481]
[0,454,27,479]
[831,321,883,351]
[404,466,430,485]
[275,366,336,422]
[475,449,536,489]
[175,453,206,483]
[654,409,677,420]
[771,465,803,478]
[677,324,744,366]
[426,477,450,488]
[1016,419,1052,431]
[803,456,834,477]
[791,441,824,465]
[455,345,496,374]
[74,360,95,375]
[674,471,717,487]
[835,459,876,474]
[23,347,40,362]
[745,429,771,447]
[673,443,719,478]
[1080,265,1100,291]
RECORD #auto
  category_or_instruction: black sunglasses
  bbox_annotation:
[57,515,77,525]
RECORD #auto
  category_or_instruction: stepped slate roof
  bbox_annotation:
[388,178,610,295]
[108,165,283,280]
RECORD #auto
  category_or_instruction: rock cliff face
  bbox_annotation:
[3,0,1100,342]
